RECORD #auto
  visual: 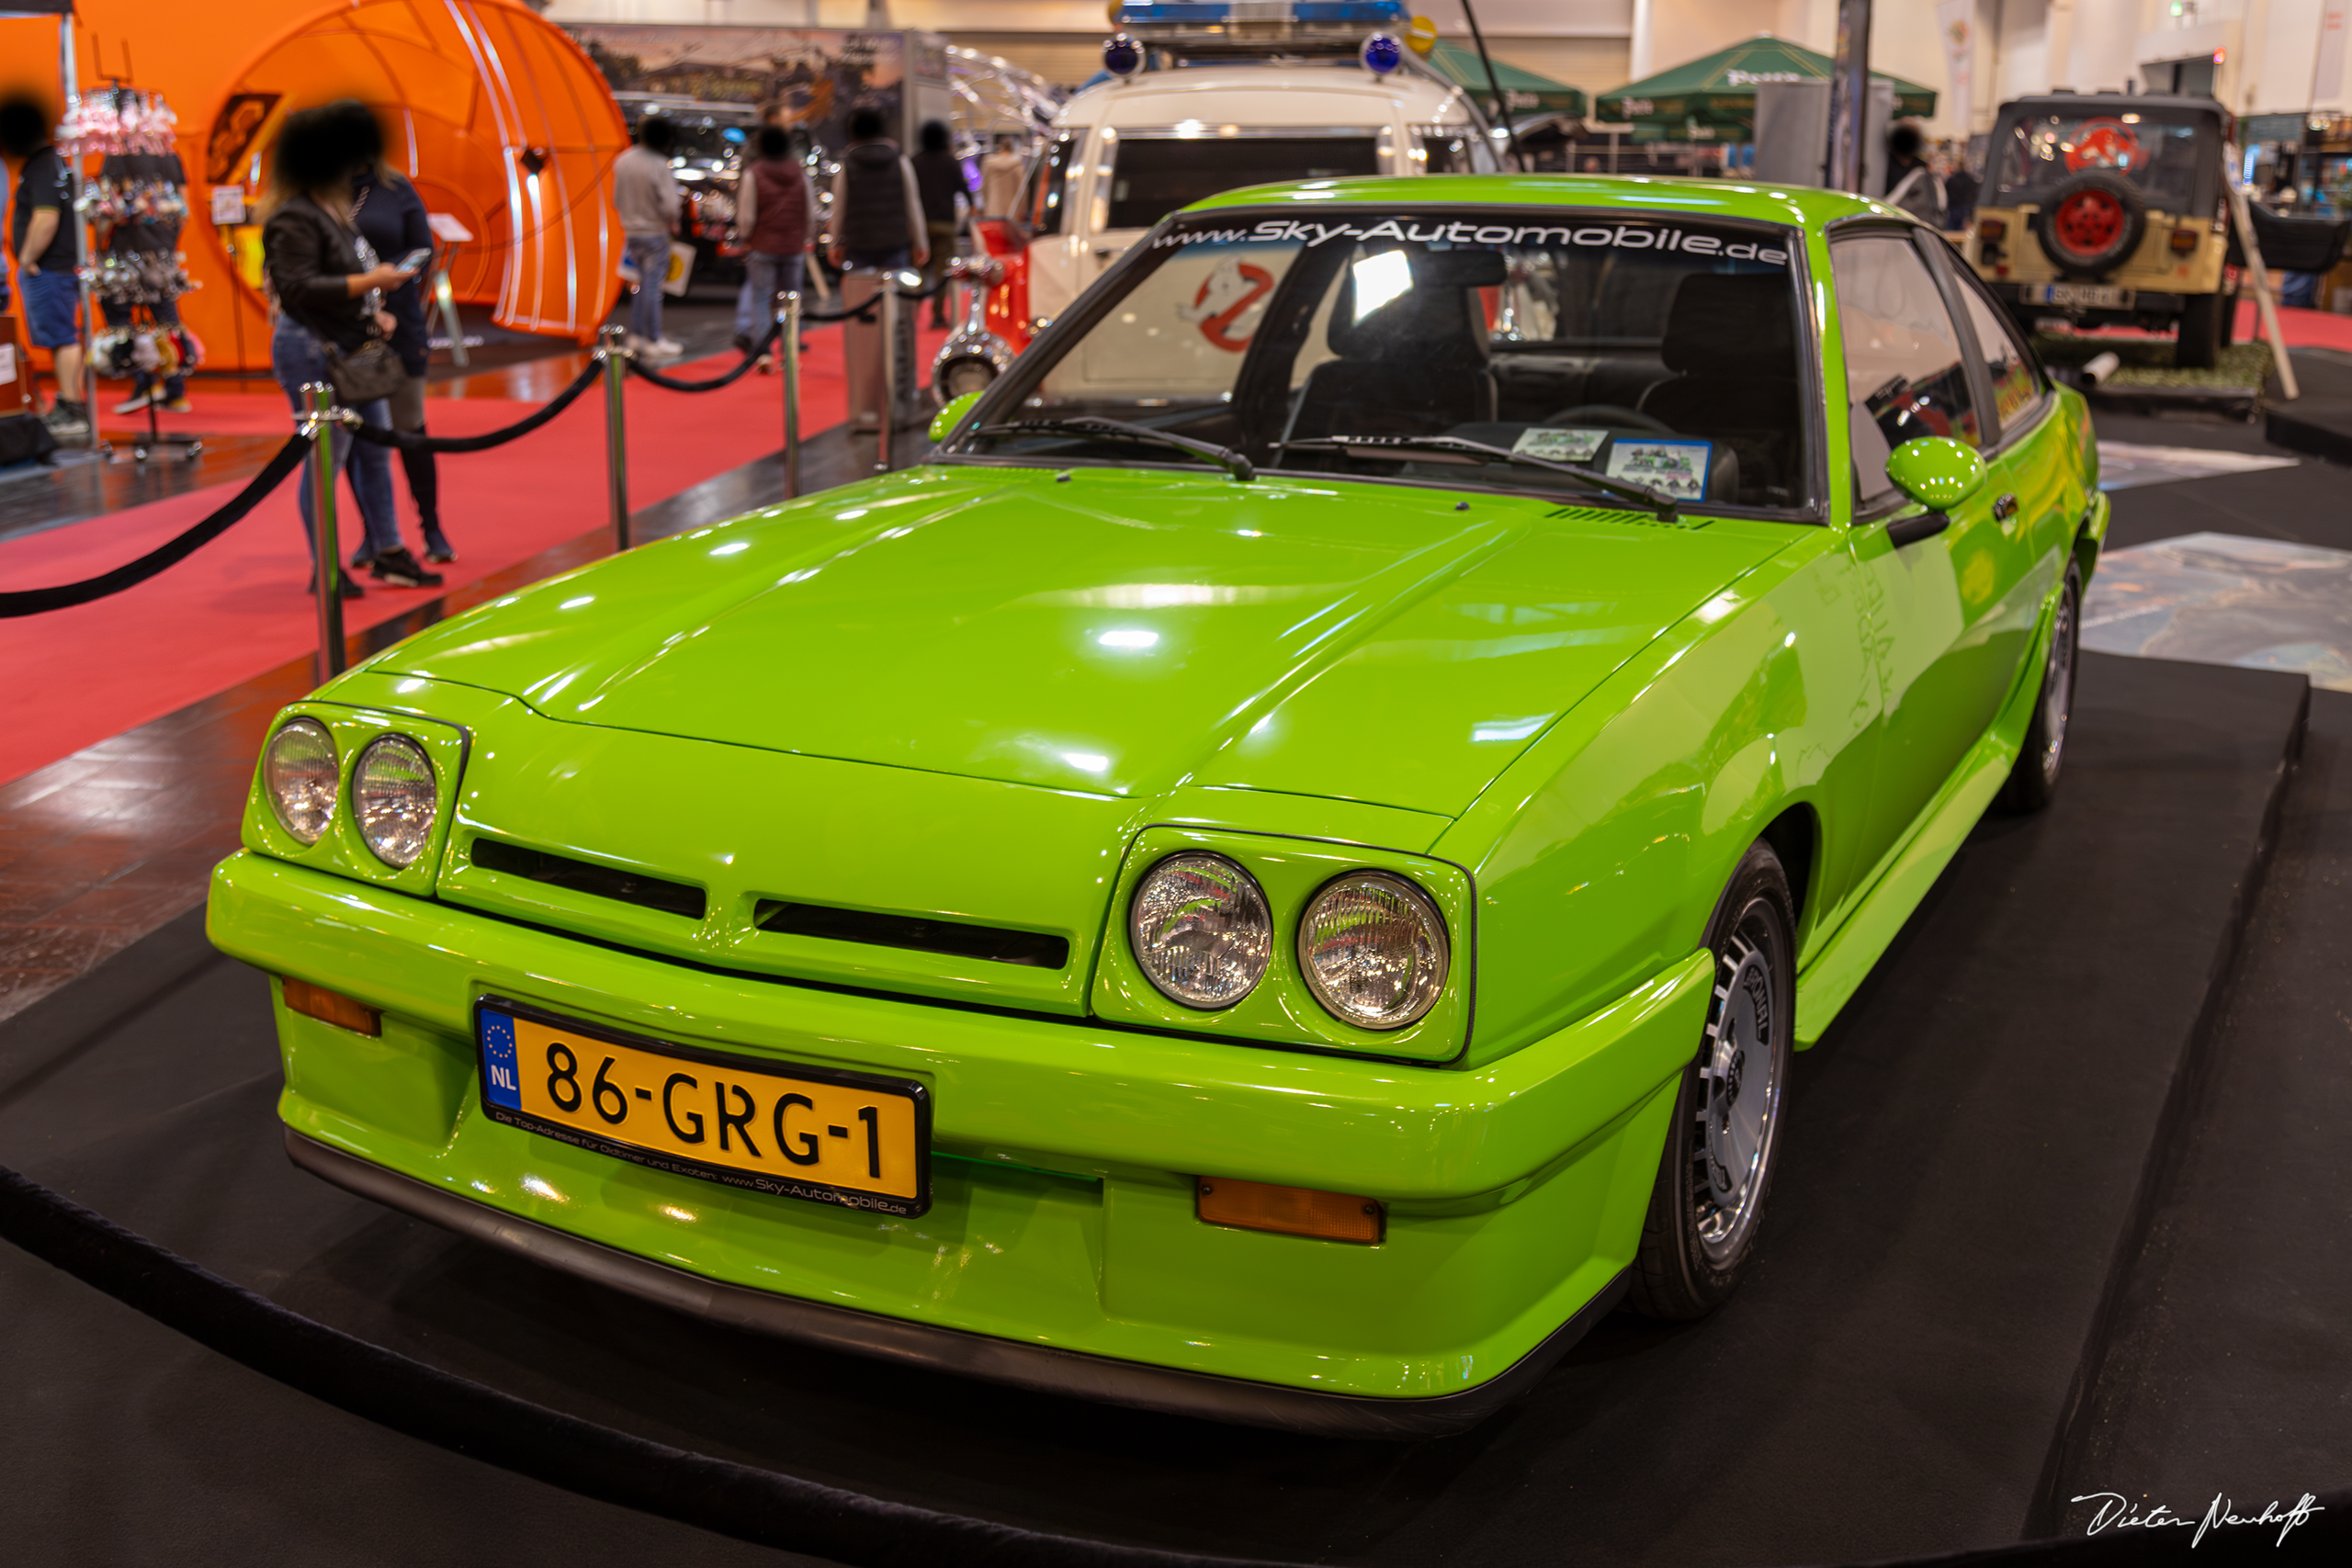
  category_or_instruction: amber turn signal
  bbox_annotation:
[1196,1176,1383,1244]
[1977,217,2007,242]
[282,976,380,1036]
[2169,225,2200,253]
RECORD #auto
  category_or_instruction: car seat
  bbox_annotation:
[1638,272,1803,503]
[1282,248,1505,446]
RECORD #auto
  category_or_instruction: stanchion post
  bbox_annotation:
[305,383,346,684]
[778,289,802,499]
[600,325,631,549]
[877,278,898,474]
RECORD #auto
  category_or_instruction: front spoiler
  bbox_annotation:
[290,1130,1628,1439]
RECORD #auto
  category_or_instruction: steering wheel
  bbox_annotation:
[1544,403,1678,435]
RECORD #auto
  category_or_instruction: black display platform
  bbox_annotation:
[0,654,2334,1567]
[2260,349,2352,467]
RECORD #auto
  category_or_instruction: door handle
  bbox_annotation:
[1886,511,1951,547]
[1992,492,2019,520]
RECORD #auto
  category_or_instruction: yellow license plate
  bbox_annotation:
[476,1000,931,1216]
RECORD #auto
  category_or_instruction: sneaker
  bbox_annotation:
[162,397,193,414]
[363,547,445,589]
[653,337,685,355]
[113,390,154,415]
[422,531,458,564]
[43,402,90,439]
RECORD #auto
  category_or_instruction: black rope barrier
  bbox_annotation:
[625,321,782,393]
[345,355,605,454]
[0,1163,1285,1568]
[0,436,311,618]
[797,270,955,325]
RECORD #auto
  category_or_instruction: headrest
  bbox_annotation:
[1660,273,1797,375]
[1328,246,1502,361]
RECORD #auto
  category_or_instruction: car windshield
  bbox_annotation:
[1991,109,2211,209]
[952,205,1814,512]
[1102,137,1384,231]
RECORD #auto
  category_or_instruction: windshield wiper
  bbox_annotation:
[1283,434,1680,520]
[968,417,1254,482]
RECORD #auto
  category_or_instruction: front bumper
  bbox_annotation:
[210,851,1706,1431]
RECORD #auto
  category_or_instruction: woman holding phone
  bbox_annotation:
[352,123,456,564]
[260,99,442,593]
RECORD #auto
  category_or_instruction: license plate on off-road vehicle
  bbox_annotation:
[2025,282,2134,310]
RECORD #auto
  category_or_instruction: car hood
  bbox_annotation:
[380,467,1795,818]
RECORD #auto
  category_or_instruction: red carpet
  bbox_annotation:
[1,324,944,785]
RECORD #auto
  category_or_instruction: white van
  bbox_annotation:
[1016,57,1498,324]
[931,6,1502,400]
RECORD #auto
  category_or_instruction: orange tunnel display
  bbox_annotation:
[2,0,628,373]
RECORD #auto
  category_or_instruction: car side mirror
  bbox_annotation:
[930,389,985,444]
[1883,436,1987,511]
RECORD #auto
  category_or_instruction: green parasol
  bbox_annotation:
[1422,39,1586,119]
[1596,34,1935,143]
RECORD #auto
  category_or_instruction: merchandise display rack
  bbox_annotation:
[71,80,203,464]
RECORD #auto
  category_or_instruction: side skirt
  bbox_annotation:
[287,1129,1630,1440]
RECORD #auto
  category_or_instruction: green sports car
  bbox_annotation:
[208,175,2104,1437]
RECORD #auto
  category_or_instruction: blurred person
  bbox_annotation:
[729,123,815,355]
[3,94,90,440]
[1883,122,1945,226]
[1943,148,1980,231]
[350,116,454,564]
[910,119,965,328]
[0,130,11,316]
[262,99,442,594]
[828,107,927,276]
[979,134,1024,219]
[616,116,684,359]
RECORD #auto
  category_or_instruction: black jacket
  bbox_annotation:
[353,170,435,374]
[263,194,380,353]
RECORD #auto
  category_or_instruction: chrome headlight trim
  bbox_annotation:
[1296,870,1451,1032]
[352,732,438,868]
[1128,852,1273,1010]
[262,717,339,844]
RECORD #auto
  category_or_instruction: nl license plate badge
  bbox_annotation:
[475,998,931,1217]
[2028,282,2132,310]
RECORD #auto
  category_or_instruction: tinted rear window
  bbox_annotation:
[1105,136,1381,230]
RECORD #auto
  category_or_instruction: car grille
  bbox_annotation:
[754,900,1069,969]
[469,838,707,920]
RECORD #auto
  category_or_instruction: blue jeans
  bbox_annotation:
[626,232,672,342]
[271,315,401,565]
[21,267,79,349]
[734,251,807,342]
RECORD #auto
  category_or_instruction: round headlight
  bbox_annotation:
[1129,853,1272,1009]
[262,718,338,843]
[1297,872,1450,1032]
[353,734,437,868]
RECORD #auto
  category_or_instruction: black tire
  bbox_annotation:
[1627,841,1797,1321]
[2218,280,2239,346]
[2033,171,2147,276]
[1999,560,2083,813]
[2177,292,2222,370]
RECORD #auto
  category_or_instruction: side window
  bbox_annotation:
[1020,134,1074,236]
[1829,234,1985,508]
[1955,278,2044,433]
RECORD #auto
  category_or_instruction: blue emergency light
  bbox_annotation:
[1116,2,1407,24]
[1103,33,1144,76]
[1361,32,1402,73]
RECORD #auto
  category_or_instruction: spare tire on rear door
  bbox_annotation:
[2034,170,2146,276]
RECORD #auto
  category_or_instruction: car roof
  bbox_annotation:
[1180,173,1904,231]
[1998,92,2227,119]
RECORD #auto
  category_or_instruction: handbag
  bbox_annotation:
[322,335,407,404]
